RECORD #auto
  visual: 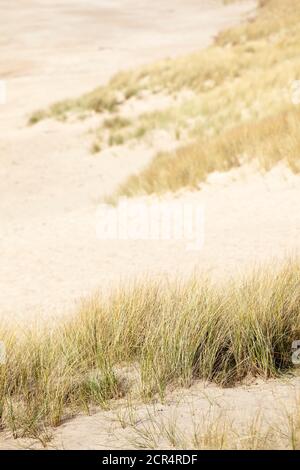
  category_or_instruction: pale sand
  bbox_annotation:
[1,0,300,451]
[35,376,300,450]
[0,0,259,324]
[2,376,300,450]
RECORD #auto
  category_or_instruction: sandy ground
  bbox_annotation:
[39,375,300,450]
[1,375,300,450]
[1,0,300,451]
[0,0,259,324]
[0,0,256,129]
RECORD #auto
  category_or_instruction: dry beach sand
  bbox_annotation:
[0,0,262,324]
[2,0,299,324]
[1,0,300,450]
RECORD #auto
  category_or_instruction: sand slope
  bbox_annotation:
[2,376,300,450]
[0,0,259,323]
[1,0,300,452]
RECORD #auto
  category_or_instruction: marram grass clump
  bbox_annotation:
[0,261,299,440]
[29,0,300,200]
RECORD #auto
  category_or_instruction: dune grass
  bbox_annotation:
[29,1,300,200]
[109,104,300,199]
[0,261,299,441]
[106,0,300,199]
[121,402,300,450]
[17,0,300,449]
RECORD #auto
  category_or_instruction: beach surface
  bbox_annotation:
[1,0,300,452]
[0,0,264,324]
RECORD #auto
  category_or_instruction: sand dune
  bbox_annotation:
[0,0,258,323]
[1,0,300,452]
